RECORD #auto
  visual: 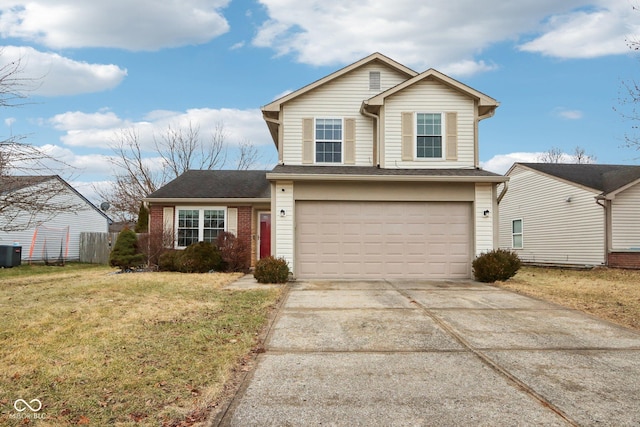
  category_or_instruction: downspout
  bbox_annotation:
[497,180,509,204]
[360,102,380,167]
[263,115,283,164]
[595,196,610,266]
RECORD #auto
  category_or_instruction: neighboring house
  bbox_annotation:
[144,170,272,267]
[146,52,507,279]
[499,163,640,268]
[0,175,111,262]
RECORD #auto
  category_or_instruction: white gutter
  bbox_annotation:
[266,173,508,183]
[360,102,380,167]
[497,180,509,203]
[143,197,271,204]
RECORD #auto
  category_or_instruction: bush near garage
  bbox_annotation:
[254,256,290,283]
[472,249,522,283]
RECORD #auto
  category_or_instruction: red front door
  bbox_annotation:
[259,213,271,259]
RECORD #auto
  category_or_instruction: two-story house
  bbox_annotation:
[145,52,507,279]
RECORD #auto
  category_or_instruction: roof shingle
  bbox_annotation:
[145,170,271,199]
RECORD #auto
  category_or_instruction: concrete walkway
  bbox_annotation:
[213,280,640,426]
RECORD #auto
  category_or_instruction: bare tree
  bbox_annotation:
[537,146,596,164]
[155,121,227,177]
[235,138,260,170]
[537,147,564,163]
[1,51,82,231]
[99,121,257,221]
[572,146,597,164]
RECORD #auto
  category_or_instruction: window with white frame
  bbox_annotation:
[512,219,523,249]
[315,118,342,163]
[177,208,225,247]
[416,113,443,158]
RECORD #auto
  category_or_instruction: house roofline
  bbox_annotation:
[365,68,499,116]
[143,197,271,204]
[266,173,508,183]
[261,52,417,113]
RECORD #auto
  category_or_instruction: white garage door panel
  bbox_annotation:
[296,201,472,279]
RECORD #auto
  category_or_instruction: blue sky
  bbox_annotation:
[1,0,639,204]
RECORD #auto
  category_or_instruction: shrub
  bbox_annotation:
[158,249,181,272]
[177,241,223,273]
[109,228,145,271]
[138,228,175,269]
[254,256,290,284]
[472,249,522,283]
[216,232,250,273]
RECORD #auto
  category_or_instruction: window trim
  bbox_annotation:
[175,206,227,248]
[512,218,523,249]
[314,117,343,164]
[414,112,445,160]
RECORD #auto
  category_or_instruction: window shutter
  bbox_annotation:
[302,118,314,164]
[163,207,174,247]
[401,112,414,161]
[445,112,458,161]
[227,208,238,236]
[344,118,355,164]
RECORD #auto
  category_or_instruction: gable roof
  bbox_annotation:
[0,175,57,194]
[261,52,417,113]
[512,163,640,196]
[144,170,271,201]
[365,68,499,117]
[0,175,111,222]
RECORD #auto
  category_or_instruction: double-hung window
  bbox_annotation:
[416,113,443,159]
[512,219,523,249]
[315,118,342,163]
[177,208,225,247]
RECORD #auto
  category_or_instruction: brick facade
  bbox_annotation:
[149,205,166,237]
[608,252,640,269]
[147,204,260,266]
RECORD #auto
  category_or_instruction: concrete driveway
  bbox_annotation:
[213,279,640,426]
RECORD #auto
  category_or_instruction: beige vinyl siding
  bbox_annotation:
[475,184,494,255]
[274,181,295,271]
[382,79,475,168]
[498,166,605,266]
[611,183,640,250]
[281,63,409,166]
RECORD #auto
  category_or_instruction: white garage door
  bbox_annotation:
[296,201,472,279]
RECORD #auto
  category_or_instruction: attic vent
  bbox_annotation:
[369,71,381,90]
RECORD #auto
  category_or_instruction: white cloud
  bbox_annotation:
[2,46,127,96]
[553,108,583,120]
[0,0,230,51]
[253,1,639,73]
[253,0,594,73]
[481,152,543,174]
[518,2,639,58]
[48,107,275,153]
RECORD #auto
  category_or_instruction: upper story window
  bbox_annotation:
[315,118,342,163]
[369,71,381,90]
[177,208,225,247]
[416,113,443,159]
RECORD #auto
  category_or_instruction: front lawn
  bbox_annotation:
[0,264,282,426]
[495,266,640,331]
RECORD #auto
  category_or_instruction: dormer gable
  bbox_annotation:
[363,68,499,118]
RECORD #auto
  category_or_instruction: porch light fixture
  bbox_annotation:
[280,209,286,217]
[483,209,490,217]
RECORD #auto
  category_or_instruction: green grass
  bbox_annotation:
[0,266,282,426]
